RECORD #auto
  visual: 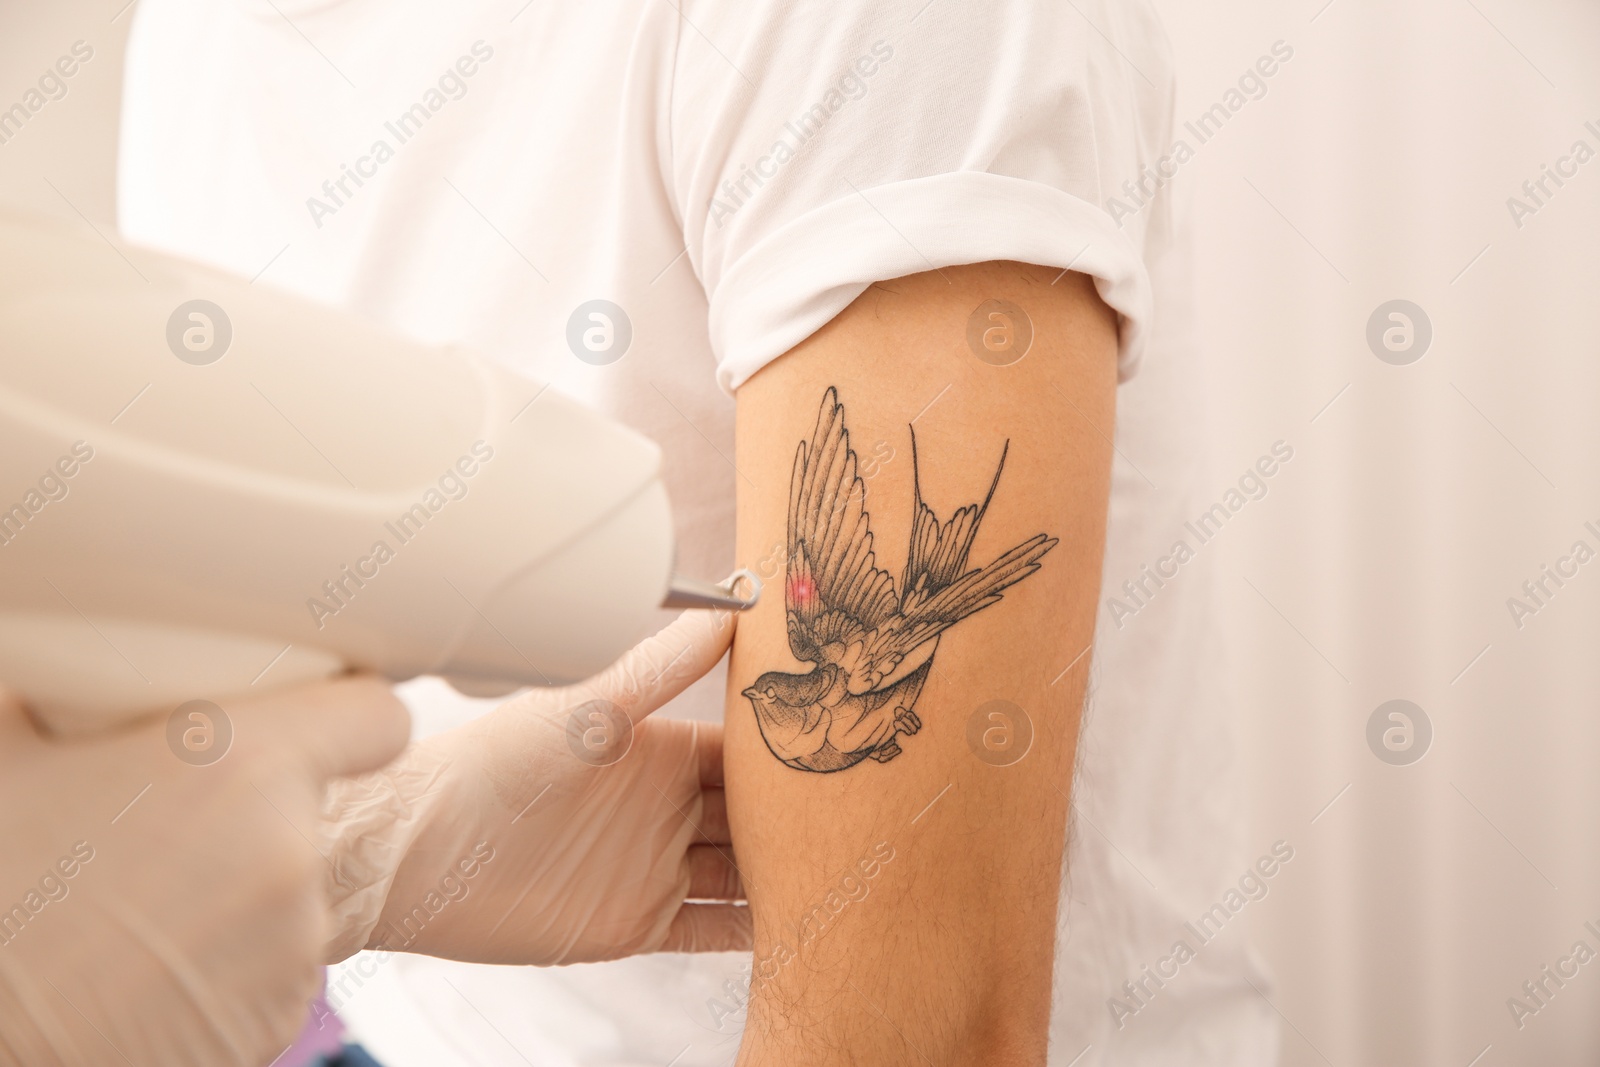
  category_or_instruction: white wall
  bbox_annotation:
[1152,1,1600,1063]
[3,1,1597,1063]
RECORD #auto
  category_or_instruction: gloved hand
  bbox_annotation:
[323,607,751,965]
[0,675,410,1067]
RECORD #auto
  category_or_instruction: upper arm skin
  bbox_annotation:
[726,261,1118,1066]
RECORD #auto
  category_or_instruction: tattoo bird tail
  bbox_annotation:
[903,531,1056,631]
[902,427,1009,601]
[861,428,1059,674]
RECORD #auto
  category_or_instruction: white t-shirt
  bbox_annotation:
[119,1,1276,1063]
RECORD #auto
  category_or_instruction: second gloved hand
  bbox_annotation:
[322,607,749,965]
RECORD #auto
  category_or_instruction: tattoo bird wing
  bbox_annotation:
[786,388,900,667]
[849,431,1058,693]
[864,532,1057,677]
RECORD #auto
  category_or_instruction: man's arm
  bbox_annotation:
[726,261,1118,1065]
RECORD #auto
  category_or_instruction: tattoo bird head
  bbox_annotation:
[742,667,831,713]
[740,678,778,719]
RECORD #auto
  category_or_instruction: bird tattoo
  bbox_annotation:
[742,387,1058,773]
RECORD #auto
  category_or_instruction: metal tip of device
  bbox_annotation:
[662,568,762,612]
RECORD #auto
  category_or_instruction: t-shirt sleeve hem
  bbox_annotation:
[708,170,1153,394]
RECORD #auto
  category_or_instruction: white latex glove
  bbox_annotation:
[0,676,409,1067]
[323,607,751,965]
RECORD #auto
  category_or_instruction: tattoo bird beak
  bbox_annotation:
[741,687,759,701]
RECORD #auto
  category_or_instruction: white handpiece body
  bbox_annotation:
[0,208,708,734]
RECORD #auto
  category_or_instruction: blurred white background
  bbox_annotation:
[3,1,1596,1064]
[1153,2,1600,1064]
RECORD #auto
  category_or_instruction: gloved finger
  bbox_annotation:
[659,903,753,954]
[686,843,744,900]
[695,719,725,787]
[583,607,735,725]
[694,788,731,845]
[255,674,412,781]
